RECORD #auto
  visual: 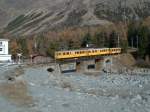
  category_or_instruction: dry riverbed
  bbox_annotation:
[0,64,150,112]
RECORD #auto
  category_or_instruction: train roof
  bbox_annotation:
[56,48,121,52]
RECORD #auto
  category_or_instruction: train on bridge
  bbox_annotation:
[55,48,121,60]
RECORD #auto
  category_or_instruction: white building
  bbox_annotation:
[0,39,11,62]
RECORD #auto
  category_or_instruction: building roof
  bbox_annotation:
[0,39,9,41]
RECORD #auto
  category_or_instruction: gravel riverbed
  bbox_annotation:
[0,65,150,112]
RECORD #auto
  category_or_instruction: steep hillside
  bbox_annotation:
[0,9,9,27]
[0,0,150,36]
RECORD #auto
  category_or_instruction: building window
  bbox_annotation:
[0,48,2,51]
[0,42,2,45]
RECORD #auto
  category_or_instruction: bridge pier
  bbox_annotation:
[76,60,96,72]
[103,56,113,73]
[95,58,103,71]
[57,56,113,73]
[59,62,76,73]
[76,61,87,72]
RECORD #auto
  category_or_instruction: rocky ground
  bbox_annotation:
[0,64,150,112]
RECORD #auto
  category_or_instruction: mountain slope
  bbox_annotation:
[1,0,150,36]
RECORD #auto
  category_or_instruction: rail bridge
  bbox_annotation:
[57,56,113,73]
[55,48,121,73]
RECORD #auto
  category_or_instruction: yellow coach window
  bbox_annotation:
[76,52,79,54]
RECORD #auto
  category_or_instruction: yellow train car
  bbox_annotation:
[55,48,121,60]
